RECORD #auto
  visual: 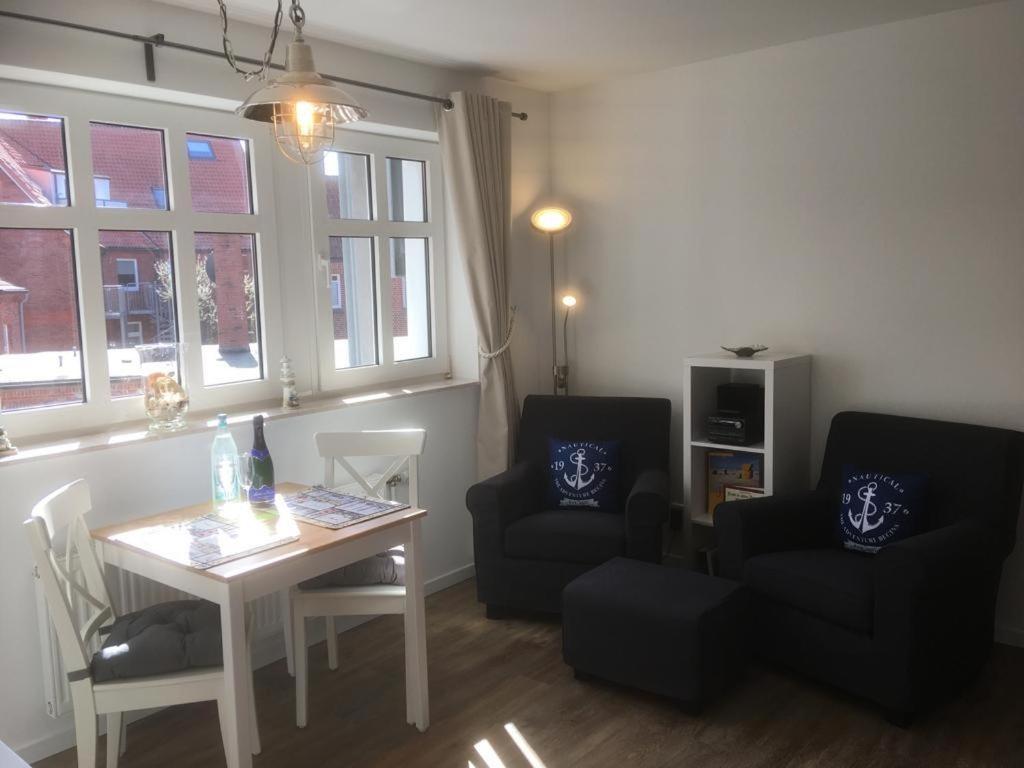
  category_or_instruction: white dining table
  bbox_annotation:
[90,481,429,768]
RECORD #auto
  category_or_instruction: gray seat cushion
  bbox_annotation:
[504,511,624,565]
[299,547,405,590]
[91,600,221,683]
[743,549,875,634]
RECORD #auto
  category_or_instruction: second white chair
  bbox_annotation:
[286,429,427,728]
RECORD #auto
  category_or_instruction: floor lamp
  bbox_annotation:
[530,206,573,395]
[559,294,577,394]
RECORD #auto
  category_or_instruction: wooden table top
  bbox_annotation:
[91,482,427,583]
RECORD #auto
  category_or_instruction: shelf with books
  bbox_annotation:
[682,352,811,555]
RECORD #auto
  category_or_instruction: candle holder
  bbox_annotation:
[137,342,189,432]
[0,393,15,456]
[280,355,299,409]
[0,425,16,456]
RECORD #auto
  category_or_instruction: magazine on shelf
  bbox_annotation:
[283,485,410,530]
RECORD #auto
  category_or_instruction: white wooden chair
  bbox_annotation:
[25,480,260,768]
[285,429,426,728]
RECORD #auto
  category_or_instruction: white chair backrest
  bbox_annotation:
[315,430,426,508]
[24,480,115,680]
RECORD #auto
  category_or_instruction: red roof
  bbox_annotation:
[0,119,251,212]
[0,116,66,170]
[99,230,170,251]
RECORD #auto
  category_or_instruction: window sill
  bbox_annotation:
[0,376,479,468]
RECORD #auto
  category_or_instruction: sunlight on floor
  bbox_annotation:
[504,723,548,768]
[470,723,548,768]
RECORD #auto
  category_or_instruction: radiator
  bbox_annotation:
[32,556,283,718]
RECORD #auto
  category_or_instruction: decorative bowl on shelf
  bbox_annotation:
[721,345,769,358]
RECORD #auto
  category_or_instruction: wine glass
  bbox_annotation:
[239,452,254,503]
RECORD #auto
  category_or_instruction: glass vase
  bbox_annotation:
[137,342,189,432]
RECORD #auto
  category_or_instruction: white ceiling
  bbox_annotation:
[155,0,1002,91]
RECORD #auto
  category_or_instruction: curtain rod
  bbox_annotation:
[0,10,528,121]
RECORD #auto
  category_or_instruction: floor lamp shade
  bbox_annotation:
[531,206,573,393]
[530,207,573,234]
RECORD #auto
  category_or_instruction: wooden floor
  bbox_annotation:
[36,579,1024,768]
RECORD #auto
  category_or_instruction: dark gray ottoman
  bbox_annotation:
[562,557,748,710]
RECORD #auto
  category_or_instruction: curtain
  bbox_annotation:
[439,92,518,479]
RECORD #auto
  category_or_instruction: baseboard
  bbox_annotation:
[15,708,157,766]
[425,562,476,594]
[14,564,476,764]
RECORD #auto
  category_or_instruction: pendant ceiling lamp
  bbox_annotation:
[221,0,368,164]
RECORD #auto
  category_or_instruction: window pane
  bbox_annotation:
[99,231,178,399]
[329,237,377,369]
[0,228,85,411]
[89,122,168,210]
[194,233,262,385]
[186,133,253,214]
[386,158,426,222]
[324,151,371,220]
[389,238,431,362]
[0,112,69,207]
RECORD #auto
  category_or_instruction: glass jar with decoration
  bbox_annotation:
[137,342,189,432]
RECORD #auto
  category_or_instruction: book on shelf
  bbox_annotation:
[724,484,767,502]
[707,451,763,517]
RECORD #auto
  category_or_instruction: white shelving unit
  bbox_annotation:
[682,352,812,560]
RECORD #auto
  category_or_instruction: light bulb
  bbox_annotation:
[561,295,577,308]
[295,101,316,144]
[272,100,334,164]
[531,207,572,233]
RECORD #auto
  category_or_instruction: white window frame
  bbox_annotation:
[308,131,447,392]
[93,176,111,204]
[329,273,343,310]
[115,257,139,291]
[52,171,68,205]
[124,320,144,347]
[0,81,283,439]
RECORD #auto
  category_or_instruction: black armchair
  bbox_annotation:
[716,411,1024,722]
[467,395,671,615]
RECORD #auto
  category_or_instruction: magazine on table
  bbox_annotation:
[109,506,300,570]
[284,485,410,530]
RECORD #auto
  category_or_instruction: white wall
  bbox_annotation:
[551,1,1024,632]
[0,385,479,760]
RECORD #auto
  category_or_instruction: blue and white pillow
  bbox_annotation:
[547,439,620,512]
[838,465,926,553]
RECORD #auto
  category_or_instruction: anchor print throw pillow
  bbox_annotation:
[838,465,926,554]
[546,439,621,512]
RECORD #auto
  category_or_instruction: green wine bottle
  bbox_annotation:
[248,414,275,505]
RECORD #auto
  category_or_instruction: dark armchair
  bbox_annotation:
[467,395,671,616]
[716,411,1024,722]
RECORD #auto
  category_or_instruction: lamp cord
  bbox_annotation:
[217,0,284,81]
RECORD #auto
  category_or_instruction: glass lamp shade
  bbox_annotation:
[272,100,334,164]
[236,38,368,165]
[531,207,572,233]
